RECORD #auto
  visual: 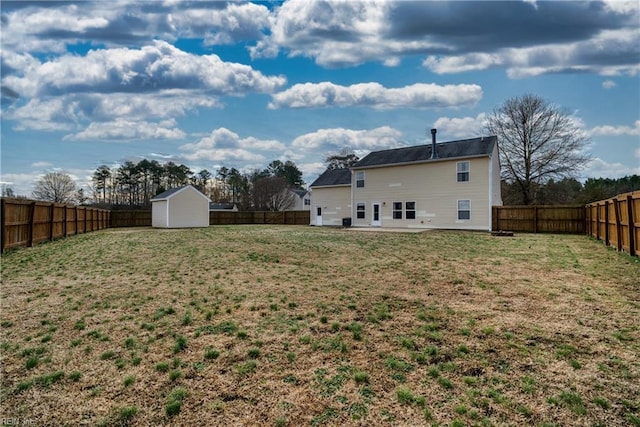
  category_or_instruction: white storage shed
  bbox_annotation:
[151,185,211,228]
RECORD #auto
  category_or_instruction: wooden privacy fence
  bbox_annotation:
[1,198,110,253]
[492,205,585,234]
[109,210,311,227]
[585,191,639,257]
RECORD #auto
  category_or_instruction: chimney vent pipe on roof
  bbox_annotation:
[430,128,438,159]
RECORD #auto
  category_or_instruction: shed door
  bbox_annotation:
[316,206,323,226]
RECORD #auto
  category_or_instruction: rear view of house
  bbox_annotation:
[310,130,502,231]
[151,185,211,228]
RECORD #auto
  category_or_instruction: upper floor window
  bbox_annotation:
[304,198,311,206]
[457,161,470,182]
[392,202,403,219]
[405,201,416,219]
[356,171,365,188]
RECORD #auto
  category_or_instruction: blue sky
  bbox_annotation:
[1,0,639,197]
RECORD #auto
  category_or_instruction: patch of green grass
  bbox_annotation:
[311,407,338,426]
[559,391,586,416]
[204,347,220,360]
[156,362,170,373]
[397,387,425,407]
[74,320,86,330]
[100,350,116,360]
[236,360,257,377]
[124,337,136,349]
[437,377,453,389]
[165,386,188,417]
[25,356,39,370]
[154,306,176,320]
[353,371,369,384]
[173,335,187,353]
[123,375,135,387]
[169,369,182,382]
[35,370,65,388]
[593,396,610,409]
[117,406,138,422]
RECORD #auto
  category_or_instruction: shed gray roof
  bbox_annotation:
[310,168,352,188]
[151,186,188,200]
[151,185,210,202]
[353,136,497,169]
[209,202,236,210]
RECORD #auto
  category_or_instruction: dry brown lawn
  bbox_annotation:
[1,226,638,426]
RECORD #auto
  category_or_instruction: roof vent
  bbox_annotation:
[430,128,438,159]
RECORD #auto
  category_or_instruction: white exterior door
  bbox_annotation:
[316,206,323,226]
[371,202,382,226]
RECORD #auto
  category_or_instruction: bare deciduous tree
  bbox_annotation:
[486,94,590,205]
[252,176,296,211]
[32,172,77,203]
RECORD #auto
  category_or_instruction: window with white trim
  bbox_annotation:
[405,201,416,219]
[356,171,365,188]
[356,203,365,219]
[457,161,470,182]
[304,198,311,206]
[457,200,471,220]
[392,202,402,219]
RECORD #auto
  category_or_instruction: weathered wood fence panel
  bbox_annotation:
[492,205,585,234]
[109,210,311,227]
[586,191,639,256]
[109,210,152,227]
[1,198,110,253]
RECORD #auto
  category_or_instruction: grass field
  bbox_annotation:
[1,226,639,426]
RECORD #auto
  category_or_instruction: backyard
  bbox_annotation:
[0,226,638,426]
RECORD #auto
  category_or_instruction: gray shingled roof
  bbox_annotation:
[151,185,189,200]
[151,185,211,201]
[310,168,352,187]
[353,136,497,169]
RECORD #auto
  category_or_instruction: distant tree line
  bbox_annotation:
[501,175,640,205]
[89,159,305,210]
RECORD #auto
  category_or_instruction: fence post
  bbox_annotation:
[74,206,79,234]
[0,199,5,253]
[628,194,635,256]
[613,198,622,251]
[49,203,55,242]
[533,206,538,233]
[63,205,68,237]
[604,201,609,246]
[28,201,36,247]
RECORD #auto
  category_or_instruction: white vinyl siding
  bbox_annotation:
[352,156,494,230]
[309,186,351,226]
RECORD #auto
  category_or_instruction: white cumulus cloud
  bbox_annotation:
[179,128,285,163]
[64,119,186,141]
[591,120,640,136]
[433,114,488,139]
[292,126,404,151]
[269,82,482,110]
